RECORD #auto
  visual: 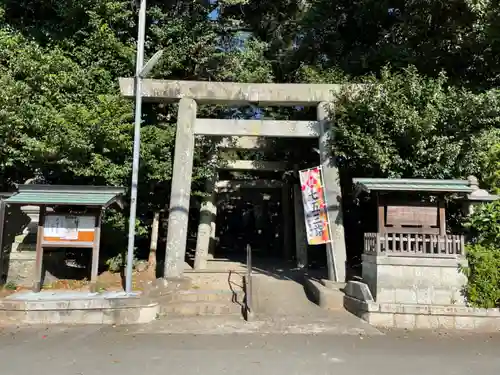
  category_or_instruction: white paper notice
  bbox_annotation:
[78,216,96,231]
[44,215,66,238]
[43,215,95,240]
[63,216,79,240]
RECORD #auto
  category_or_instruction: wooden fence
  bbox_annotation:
[364,232,464,257]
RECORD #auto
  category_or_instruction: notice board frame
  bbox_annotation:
[5,185,124,293]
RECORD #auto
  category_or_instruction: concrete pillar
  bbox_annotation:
[164,97,197,279]
[194,172,217,270]
[293,184,308,268]
[318,101,347,282]
[282,184,292,261]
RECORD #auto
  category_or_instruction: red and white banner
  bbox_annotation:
[299,167,330,245]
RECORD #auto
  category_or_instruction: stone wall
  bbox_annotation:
[344,295,500,331]
[362,254,467,305]
[343,256,500,331]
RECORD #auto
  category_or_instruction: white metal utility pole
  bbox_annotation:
[125,0,163,293]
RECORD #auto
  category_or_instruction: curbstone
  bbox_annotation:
[303,277,344,310]
[343,280,374,302]
[0,291,160,325]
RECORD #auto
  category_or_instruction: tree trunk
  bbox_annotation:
[148,211,160,278]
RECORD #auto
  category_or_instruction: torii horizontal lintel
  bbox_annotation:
[118,78,363,106]
[194,119,320,138]
[215,180,284,191]
[218,160,287,172]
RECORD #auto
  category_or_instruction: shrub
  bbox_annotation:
[463,244,500,308]
[466,200,500,245]
[105,252,139,273]
[463,200,500,308]
[4,280,17,291]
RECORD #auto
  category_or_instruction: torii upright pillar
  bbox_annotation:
[317,102,347,282]
[164,98,197,279]
[194,168,218,270]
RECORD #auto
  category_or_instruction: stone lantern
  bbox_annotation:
[463,176,498,216]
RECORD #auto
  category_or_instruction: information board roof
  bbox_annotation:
[6,185,125,207]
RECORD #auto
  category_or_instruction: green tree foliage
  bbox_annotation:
[0,0,275,266]
[477,130,500,194]
[0,26,133,188]
[463,200,500,308]
[0,0,275,190]
[219,0,500,89]
[463,244,500,308]
[330,66,500,180]
[467,200,500,246]
[2,0,500,272]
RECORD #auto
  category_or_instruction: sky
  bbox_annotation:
[208,0,220,21]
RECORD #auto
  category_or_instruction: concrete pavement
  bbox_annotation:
[0,322,499,375]
[129,313,382,335]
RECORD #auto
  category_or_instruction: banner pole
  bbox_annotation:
[319,166,338,282]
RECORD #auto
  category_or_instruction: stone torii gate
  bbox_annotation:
[119,79,349,282]
[190,138,295,271]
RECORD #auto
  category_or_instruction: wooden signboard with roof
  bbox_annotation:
[5,185,124,292]
[353,178,474,257]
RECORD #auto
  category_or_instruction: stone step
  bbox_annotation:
[303,277,345,310]
[159,301,243,317]
[160,289,245,304]
[187,272,245,292]
[143,277,193,298]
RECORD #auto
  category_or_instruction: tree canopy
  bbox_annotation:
[331,66,500,181]
[1,0,499,263]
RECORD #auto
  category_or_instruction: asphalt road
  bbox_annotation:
[0,323,499,375]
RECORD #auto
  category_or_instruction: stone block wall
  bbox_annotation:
[362,254,467,306]
[343,294,500,331]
